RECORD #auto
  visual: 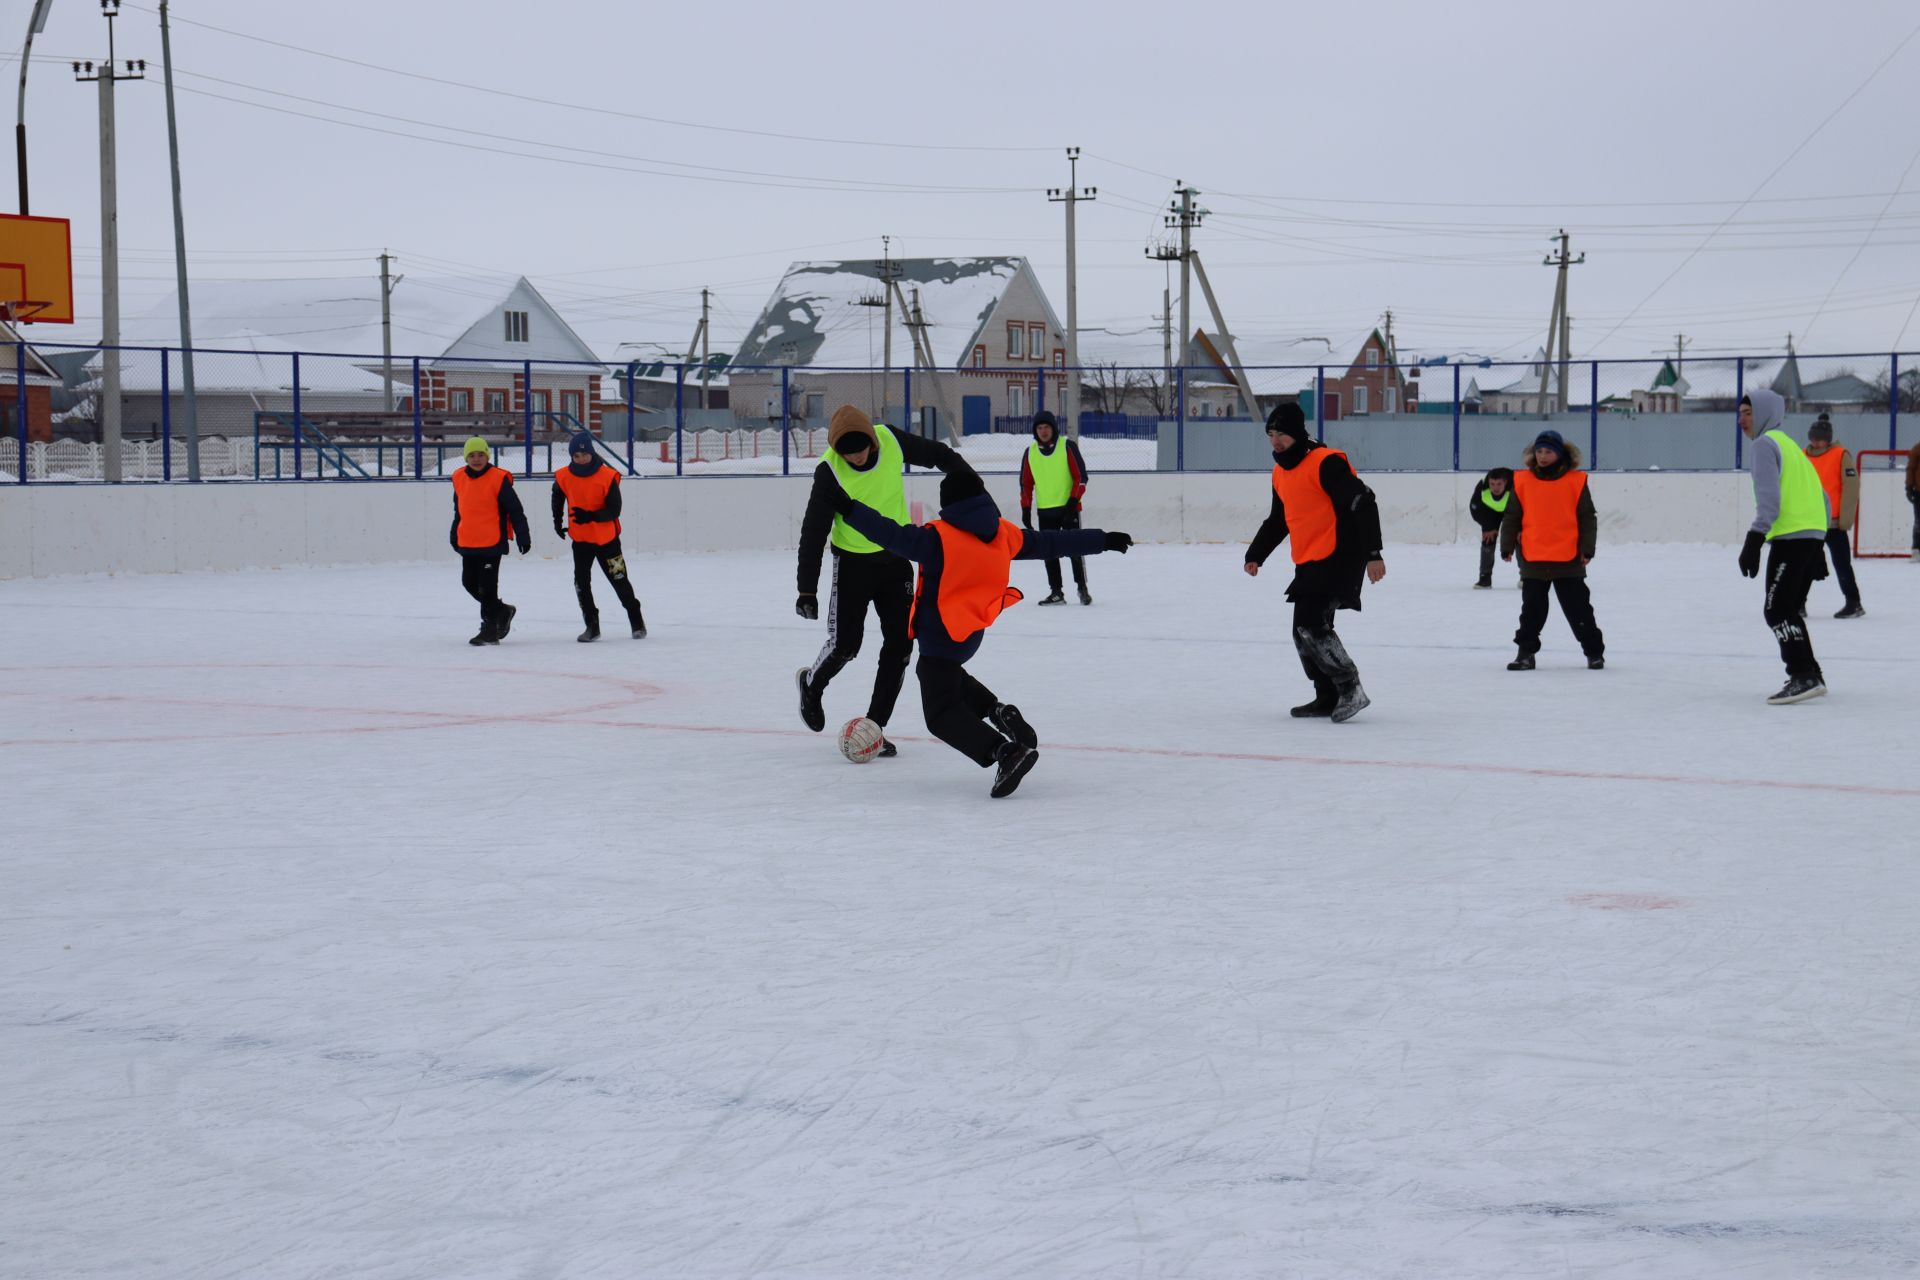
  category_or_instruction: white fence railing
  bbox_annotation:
[0,437,257,482]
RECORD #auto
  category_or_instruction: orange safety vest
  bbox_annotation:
[554,464,620,545]
[1807,447,1845,526]
[1271,448,1350,564]
[452,465,512,549]
[1511,468,1587,562]
[912,520,1027,643]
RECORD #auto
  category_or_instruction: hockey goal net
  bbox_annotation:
[1854,448,1916,559]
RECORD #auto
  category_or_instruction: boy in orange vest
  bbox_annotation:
[1499,430,1603,670]
[551,431,647,641]
[449,437,531,646]
[1244,403,1386,722]
[1803,416,1864,618]
[835,467,1132,798]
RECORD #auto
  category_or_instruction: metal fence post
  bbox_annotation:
[1315,366,1326,438]
[411,357,423,479]
[1451,363,1461,471]
[1892,351,1900,451]
[1589,361,1599,469]
[674,364,685,478]
[1734,357,1744,470]
[1175,366,1186,472]
[522,359,534,475]
[291,352,303,480]
[780,366,791,477]
[161,348,172,482]
[625,363,636,474]
[15,341,27,484]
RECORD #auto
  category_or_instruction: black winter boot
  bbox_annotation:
[1507,650,1536,671]
[990,702,1037,748]
[990,742,1039,798]
[629,603,647,638]
[795,668,825,732]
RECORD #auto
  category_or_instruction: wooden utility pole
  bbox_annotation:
[1047,147,1095,439]
[1538,229,1583,415]
[379,252,402,415]
[683,287,711,411]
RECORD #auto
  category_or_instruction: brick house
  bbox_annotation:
[0,320,58,442]
[1323,328,1408,421]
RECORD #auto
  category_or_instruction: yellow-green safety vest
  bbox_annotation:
[1478,488,1511,514]
[825,426,908,554]
[1026,441,1074,509]
[1762,429,1828,540]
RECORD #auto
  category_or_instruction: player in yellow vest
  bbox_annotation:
[1018,410,1093,604]
[1737,389,1830,704]
[794,404,970,754]
[1803,415,1864,618]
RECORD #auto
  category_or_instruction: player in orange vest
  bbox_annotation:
[1803,415,1864,618]
[449,437,531,646]
[1498,430,1604,670]
[551,432,647,641]
[835,467,1133,798]
[1244,402,1386,722]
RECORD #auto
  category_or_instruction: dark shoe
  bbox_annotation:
[1330,681,1370,724]
[577,625,600,643]
[1834,601,1865,619]
[1078,586,1093,605]
[629,606,647,638]
[468,628,497,647]
[1290,696,1337,718]
[1037,591,1067,606]
[795,668,825,732]
[990,744,1038,798]
[1507,652,1536,671]
[1767,675,1827,705]
[877,738,897,758]
[1473,580,1492,590]
[494,603,517,640]
[990,702,1037,748]
[1587,655,1605,670]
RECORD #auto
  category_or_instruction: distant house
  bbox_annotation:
[87,276,605,443]
[1324,328,1408,420]
[0,320,61,441]
[730,257,1065,436]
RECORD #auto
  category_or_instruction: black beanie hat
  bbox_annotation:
[1031,409,1058,433]
[1532,429,1567,454]
[1265,401,1307,438]
[940,468,987,507]
[1808,416,1834,440]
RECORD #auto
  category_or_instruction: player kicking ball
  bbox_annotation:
[834,468,1133,797]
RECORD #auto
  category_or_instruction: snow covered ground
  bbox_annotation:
[4,544,1916,1279]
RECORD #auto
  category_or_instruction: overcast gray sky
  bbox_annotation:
[17,0,1920,371]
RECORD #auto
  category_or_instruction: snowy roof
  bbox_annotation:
[733,257,1050,370]
[0,320,60,382]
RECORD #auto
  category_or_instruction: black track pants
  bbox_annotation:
[1477,538,1496,585]
[460,554,502,626]
[1291,594,1359,703]
[1822,528,1860,605]
[571,536,641,625]
[1037,506,1088,594]
[916,655,1006,768]
[1763,540,1826,679]
[804,550,913,727]
[1514,577,1604,659]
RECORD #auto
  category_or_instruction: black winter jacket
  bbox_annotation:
[1245,441,1384,610]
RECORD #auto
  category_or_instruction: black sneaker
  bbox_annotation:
[1834,601,1865,619]
[468,627,497,647]
[1587,655,1605,670]
[1290,697,1337,718]
[1077,586,1093,605]
[494,603,517,641]
[1037,591,1067,606]
[577,622,600,643]
[990,744,1038,798]
[1330,681,1371,724]
[1507,652,1536,671]
[877,738,897,758]
[1766,675,1827,705]
[1473,580,1492,590]
[990,702,1037,748]
[795,668,825,732]
[629,606,647,638]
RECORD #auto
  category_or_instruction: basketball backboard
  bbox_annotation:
[0,213,74,323]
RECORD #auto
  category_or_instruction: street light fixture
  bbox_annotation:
[15,0,55,213]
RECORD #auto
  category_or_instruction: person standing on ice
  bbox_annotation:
[551,431,647,642]
[1243,402,1386,722]
[1737,388,1829,704]
[1802,416,1864,619]
[1498,430,1605,671]
[450,437,531,646]
[1018,409,1093,605]
[834,467,1132,797]
[794,405,970,758]
[1468,466,1513,589]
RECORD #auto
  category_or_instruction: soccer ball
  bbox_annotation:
[838,716,885,764]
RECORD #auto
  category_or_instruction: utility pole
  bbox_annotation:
[682,287,711,412]
[75,2,145,483]
[158,0,199,480]
[1537,229,1583,416]
[1047,146,1095,439]
[1147,188,1201,410]
[379,251,401,416]
[1382,308,1396,413]
[1674,332,1688,374]
[1161,286,1172,398]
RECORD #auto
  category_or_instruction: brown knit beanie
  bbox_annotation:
[828,405,875,453]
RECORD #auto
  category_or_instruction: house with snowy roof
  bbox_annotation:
[0,319,63,442]
[90,276,606,444]
[730,257,1066,436]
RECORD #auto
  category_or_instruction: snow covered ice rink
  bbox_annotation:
[4,542,1917,1279]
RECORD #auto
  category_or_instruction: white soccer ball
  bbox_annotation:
[838,716,884,764]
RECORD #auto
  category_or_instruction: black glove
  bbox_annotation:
[796,594,818,620]
[517,535,532,556]
[1738,529,1764,578]
[1020,507,1032,530]
[571,507,597,524]
[553,520,567,539]
[1103,531,1133,554]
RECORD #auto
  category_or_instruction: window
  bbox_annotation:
[805,393,824,419]
[561,390,583,422]
[485,389,506,413]
[449,389,473,413]
[504,310,530,343]
[1009,383,1025,417]
[1028,324,1045,360]
[1365,347,1379,367]
[1385,387,1398,414]
[973,345,986,369]
[1053,349,1065,369]
[1355,385,1369,415]
[530,390,551,416]
[1007,324,1024,359]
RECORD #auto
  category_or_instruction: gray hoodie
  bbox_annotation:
[1746,387,1827,539]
